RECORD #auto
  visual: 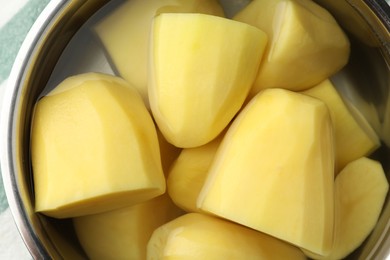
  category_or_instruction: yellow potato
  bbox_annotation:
[234,0,350,96]
[198,88,335,255]
[73,194,183,260]
[167,134,223,213]
[94,0,225,107]
[147,213,306,259]
[31,73,165,218]
[303,79,380,173]
[303,157,389,259]
[149,13,267,147]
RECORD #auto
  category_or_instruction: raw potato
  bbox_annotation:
[198,88,335,255]
[303,79,380,173]
[31,73,165,218]
[73,194,183,260]
[147,213,306,259]
[95,0,224,106]
[168,134,223,212]
[234,0,350,97]
[304,157,389,259]
[73,130,183,259]
[149,13,268,148]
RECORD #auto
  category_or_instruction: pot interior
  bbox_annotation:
[4,0,390,259]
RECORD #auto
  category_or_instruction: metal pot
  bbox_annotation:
[1,0,389,259]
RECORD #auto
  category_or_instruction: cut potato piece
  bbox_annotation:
[95,0,224,107]
[147,213,306,259]
[73,194,183,260]
[234,0,350,96]
[168,134,223,212]
[149,13,268,148]
[31,73,165,218]
[303,79,380,173]
[198,88,334,255]
[303,157,389,259]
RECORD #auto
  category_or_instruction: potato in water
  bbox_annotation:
[32,73,165,218]
[234,0,350,97]
[198,89,335,256]
[149,13,267,148]
[302,79,380,173]
[147,213,306,259]
[303,157,388,259]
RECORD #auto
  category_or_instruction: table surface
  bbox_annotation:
[0,0,390,259]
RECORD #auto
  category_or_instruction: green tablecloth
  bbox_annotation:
[0,1,49,258]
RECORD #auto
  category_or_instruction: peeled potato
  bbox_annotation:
[167,133,223,212]
[73,194,183,260]
[147,213,306,259]
[198,88,335,255]
[149,13,267,148]
[234,0,350,96]
[31,73,165,218]
[304,157,389,259]
[303,79,380,173]
[94,0,225,106]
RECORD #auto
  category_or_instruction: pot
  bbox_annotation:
[1,0,389,259]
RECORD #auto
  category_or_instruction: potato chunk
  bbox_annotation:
[303,79,380,172]
[304,157,388,259]
[198,88,334,255]
[73,194,183,260]
[234,0,350,96]
[31,73,165,218]
[147,213,306,259]
[149,13,267,148]
[95,0,224,106]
